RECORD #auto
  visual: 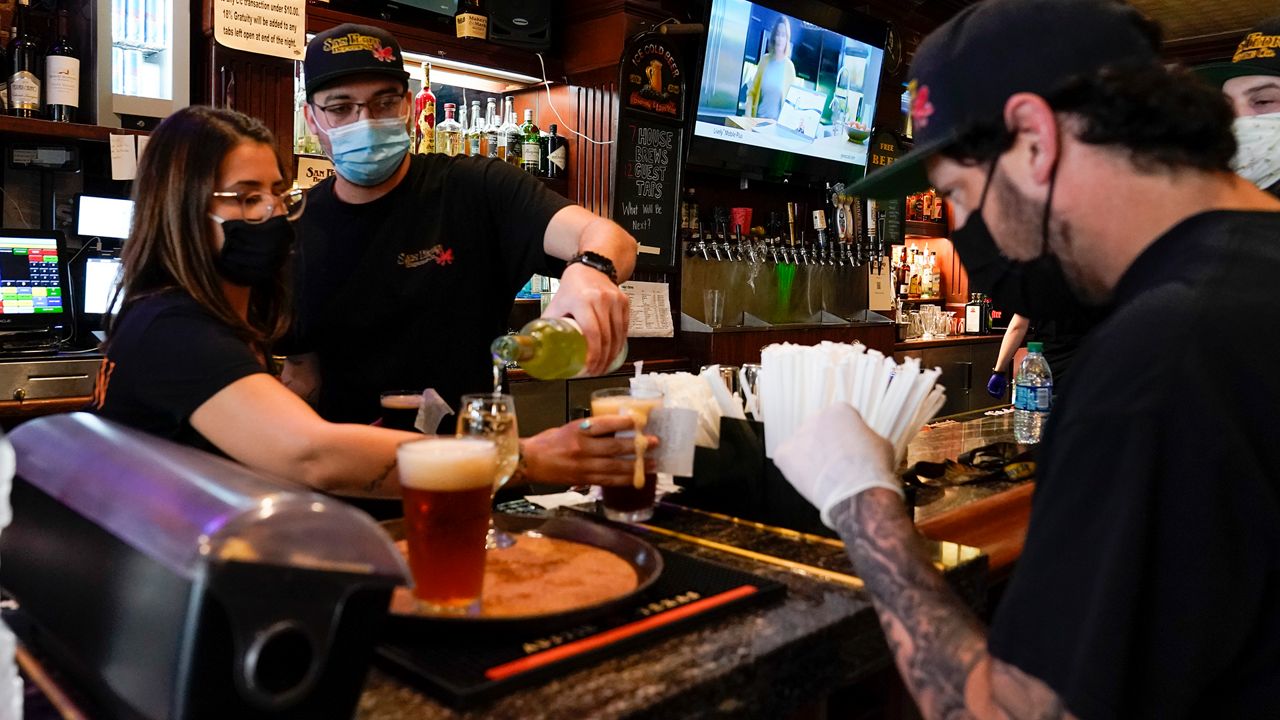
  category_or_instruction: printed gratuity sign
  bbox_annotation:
[213,0,306,60]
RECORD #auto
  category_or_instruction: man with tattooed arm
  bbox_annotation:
[776,1,1280,718]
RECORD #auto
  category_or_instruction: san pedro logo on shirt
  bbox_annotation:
[398,245,454,269]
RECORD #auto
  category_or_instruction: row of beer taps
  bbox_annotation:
[683,187,886,274]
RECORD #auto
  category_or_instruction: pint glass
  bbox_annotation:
[591,387,663,522]
[380,390,424,431]
[396,436,496,614]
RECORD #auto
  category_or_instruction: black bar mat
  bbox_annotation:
[375,550,786,709]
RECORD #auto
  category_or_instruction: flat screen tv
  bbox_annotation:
[689,0,888,183]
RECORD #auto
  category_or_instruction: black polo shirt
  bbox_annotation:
[988,211,1280,718]
[288,153,570,425]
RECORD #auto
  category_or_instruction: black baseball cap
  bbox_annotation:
[848,0,1160,199]
[1195,17,1280,88]
[304,23,410,98]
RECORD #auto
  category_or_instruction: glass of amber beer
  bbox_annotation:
[396,436,496,614]
[591,387,663,522]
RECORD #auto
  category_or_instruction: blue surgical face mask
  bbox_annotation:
[320,115,410,187]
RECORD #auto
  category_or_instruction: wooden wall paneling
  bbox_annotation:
[204,43,296,166]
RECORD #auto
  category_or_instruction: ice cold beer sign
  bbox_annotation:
[613,32,687,270]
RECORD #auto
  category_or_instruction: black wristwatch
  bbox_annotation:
[568,251,619,284]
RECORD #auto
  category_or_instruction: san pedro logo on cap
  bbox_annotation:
[1234,32,1280,64]
[322,32,397,63]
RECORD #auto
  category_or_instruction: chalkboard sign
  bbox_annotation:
[613,32,687,271]
[614,120,683,269]
[867,130,904,249]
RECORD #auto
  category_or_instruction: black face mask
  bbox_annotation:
[213,215,294,287]
[949,161,1084,321]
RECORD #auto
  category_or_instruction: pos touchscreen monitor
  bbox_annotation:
[0,229,71,336]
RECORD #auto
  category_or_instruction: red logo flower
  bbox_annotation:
[911,84,935,129]
[371,44,395,63]
[436,248,454,266]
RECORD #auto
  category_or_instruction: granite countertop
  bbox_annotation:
[906,410,1028,523]
[357,504,986,720]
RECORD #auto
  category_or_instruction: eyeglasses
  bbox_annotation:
[210,187,306,224]
[312,95,406,127]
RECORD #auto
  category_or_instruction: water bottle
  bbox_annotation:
[1014,342,1053,444]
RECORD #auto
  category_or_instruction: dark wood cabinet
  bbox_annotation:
[896,339,1008,419]
[198,42,296,165]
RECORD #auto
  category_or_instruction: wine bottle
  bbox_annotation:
[8,0,42,119]
[44,8,78,123]
[491,318,627,380]
[0,41,9,113]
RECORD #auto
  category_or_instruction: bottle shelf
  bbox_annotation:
[0,116,148,143]
[905,220,948,237]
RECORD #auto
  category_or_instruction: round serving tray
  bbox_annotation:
[381,513,664,635]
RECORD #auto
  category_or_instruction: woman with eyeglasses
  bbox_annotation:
[93,105,422,496]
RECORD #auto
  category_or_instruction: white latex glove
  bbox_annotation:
[773,402,903,529]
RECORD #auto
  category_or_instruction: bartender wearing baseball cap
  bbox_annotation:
[774,0,1280,718]
[1197,17,1280,194]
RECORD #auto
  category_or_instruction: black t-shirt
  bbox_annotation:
[1027,306,1106,389]
[92,291,266,452]
[988,211,1280,718]
[288,153,570,424]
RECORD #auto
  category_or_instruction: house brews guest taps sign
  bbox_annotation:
[613,33,687,271]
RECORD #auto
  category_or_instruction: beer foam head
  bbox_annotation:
[381,394,424,410]
[397,437,496,491]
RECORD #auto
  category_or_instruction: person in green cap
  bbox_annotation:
[1197,17,1280,195]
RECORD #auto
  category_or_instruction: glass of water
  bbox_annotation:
[457,393,520,549]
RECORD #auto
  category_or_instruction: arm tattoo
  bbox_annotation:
[362,460,399,496]
[830,491,1070,720]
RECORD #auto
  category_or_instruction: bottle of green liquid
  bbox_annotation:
[520,108,542,175]
[492,318,627,379]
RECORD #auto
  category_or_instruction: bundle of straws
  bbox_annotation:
[759,341,947,461]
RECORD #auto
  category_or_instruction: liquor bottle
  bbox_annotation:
[929,251,941,298]
[964,293,983,334]
[44,8,78,122]
[543,124,567,179]
[491,318,627,380]
[457,101,469,155]
[483,97,498,157]
[466,100,483,156]
[455,0,488,41]
[896,247,909,297]
[412,64,437,154]
[435,103,464,157]
[520,109,541,175]
[8,0,42,119]
[501,98,521,164]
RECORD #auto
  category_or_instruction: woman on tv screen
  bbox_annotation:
[746,17,797,120]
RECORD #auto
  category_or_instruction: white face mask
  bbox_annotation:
[1232,113,1280,191]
